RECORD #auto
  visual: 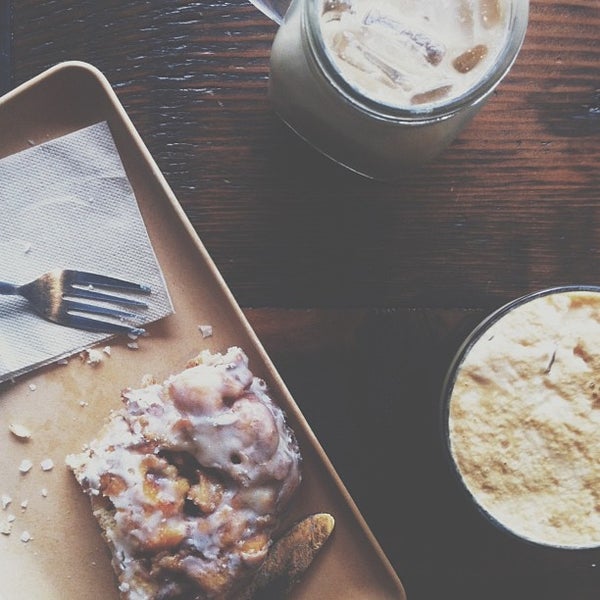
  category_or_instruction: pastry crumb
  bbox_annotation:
[9,423,32,440]
[20,530,32,543]
[19,459,33,474]
[85,348,105,365]
[40,458,54,472]
[198,324,213,338]
[0,520,12,535]
[140,373,157,387]
[1,494,11,510]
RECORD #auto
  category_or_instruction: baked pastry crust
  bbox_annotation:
[67,347,301,600]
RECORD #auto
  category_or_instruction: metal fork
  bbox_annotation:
[0,269,151,336]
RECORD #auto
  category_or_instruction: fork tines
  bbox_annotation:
[65,270,151,308]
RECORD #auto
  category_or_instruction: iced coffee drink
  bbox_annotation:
[320,0,510,110]
[268,0,529,178]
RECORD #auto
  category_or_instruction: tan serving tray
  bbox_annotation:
[0,62,406,600]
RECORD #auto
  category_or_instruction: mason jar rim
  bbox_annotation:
[304,0,530,124]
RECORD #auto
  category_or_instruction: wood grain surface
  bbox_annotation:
[246,307,600,600]
[9,0,600,309]
[4,0,600,598]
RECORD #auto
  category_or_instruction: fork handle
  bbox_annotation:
[0,281,18,295]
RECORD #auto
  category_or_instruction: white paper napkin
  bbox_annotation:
[0,121,174,382]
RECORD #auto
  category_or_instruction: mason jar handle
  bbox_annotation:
[248,0,291,24]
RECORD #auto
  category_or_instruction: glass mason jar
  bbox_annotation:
[268,0,529,180]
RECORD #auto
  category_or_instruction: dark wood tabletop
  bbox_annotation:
[2,1,600,598]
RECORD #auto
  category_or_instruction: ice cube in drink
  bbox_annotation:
[319,0,510,110]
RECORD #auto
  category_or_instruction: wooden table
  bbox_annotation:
[2,1,600,598]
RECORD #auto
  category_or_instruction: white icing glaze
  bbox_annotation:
[67,347,301,599]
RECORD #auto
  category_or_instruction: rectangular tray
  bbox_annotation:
[0,62,406,600]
